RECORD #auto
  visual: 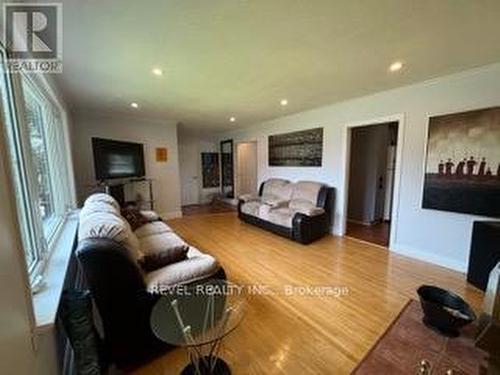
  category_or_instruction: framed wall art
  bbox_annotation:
[422,107,500,217]
[268,127,323,166]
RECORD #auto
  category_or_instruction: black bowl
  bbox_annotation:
[417,285,476,336]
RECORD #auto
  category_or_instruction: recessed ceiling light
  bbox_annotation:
[130,102,139,108]
[152,68,163,76]
[389,61,404,72]
[280,99,288,106]
[229,116,236,122]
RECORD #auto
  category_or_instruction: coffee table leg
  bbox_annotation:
[180,356,230,375]
[181,338,230,375]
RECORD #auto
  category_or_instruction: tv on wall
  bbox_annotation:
[92,137,145,180]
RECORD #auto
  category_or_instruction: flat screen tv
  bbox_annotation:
[92,137,145,180]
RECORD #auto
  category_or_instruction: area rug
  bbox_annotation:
[352,299,487,374]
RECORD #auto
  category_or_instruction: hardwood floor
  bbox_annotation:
[181,201,236,216]
[346,221,390,247]
[133,212,483,375]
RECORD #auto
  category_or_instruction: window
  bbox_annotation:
[0,47,74,289]
[24,86,55,221]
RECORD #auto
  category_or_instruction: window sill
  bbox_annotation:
[32,211,79,333]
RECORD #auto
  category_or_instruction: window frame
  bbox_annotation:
[22,77,63,241]
[0,45,75,288]
[0,50,42,275]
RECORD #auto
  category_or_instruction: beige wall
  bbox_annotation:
[70,111,182,218]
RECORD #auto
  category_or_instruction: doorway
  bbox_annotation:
[345,122,399,247]
[236,141,258,197]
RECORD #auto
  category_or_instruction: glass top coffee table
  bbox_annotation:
[150,279,246,375]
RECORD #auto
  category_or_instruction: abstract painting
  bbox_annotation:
[422,107,500,217]
[269,127,323,166]
[201,152,220,188]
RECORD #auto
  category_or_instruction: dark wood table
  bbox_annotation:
[352,300,487,374]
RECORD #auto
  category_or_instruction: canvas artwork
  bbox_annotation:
[155,147,168,162]
[201,152,220,188]
[422,107,500,217]
[268,127,323,166]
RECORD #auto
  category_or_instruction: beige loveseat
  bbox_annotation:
[238,179,334,244]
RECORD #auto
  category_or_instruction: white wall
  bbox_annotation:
[71,112,182,218]
[178,132,220,205]
[218,63,500,272]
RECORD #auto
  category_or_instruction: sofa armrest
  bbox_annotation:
[145,255,220,293]
[292,212,329,244]
[295,207,325,216]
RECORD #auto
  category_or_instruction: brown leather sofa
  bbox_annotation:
[76,193,225,369]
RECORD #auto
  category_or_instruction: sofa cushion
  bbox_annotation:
[241,201,262,216]
[139,232,187,255]
[187,246,204,258]
[258,204,272,220]
[262,178,293,201]
[78,211,142,260]
[80,200,121,218]
[134,221,173,238]
[289,199,325,216]
[138,245,189,272]
[145,255,220,292]
[291,181,323,205]
[267,207,294,228]
[84,193,120,210]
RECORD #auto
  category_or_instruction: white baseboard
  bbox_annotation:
[332,226,342,236]
[333,222,467,273]
[160,210,183,220]
[390,243,467,273]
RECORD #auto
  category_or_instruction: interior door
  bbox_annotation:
[182,175,199,205]
[237,142,258,196]
[179,143,199,206]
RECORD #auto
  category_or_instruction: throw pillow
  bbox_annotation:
[121,207,149,231]
[138,245,189,272]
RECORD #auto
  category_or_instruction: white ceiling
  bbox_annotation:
[56,0,500,131]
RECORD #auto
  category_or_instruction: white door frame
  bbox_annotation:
[235,140,258,198]
[340,113,405,249]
